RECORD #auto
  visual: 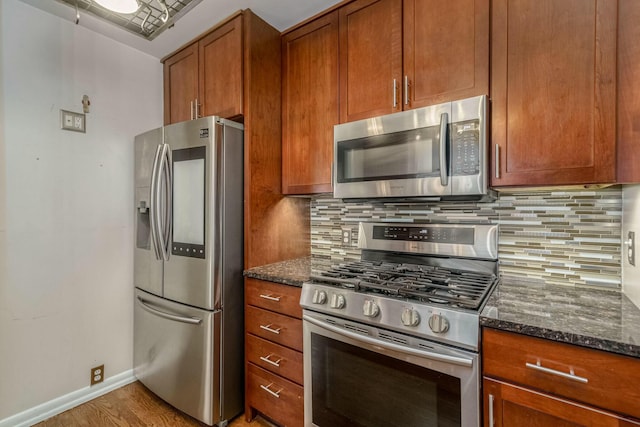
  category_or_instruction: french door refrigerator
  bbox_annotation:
[133,116,243,427]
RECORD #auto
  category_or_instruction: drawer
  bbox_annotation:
[246,334,303,385]
[246,305,303,351]
[247,363,303,427]
[483,328,640,419]
[246,278,302,318]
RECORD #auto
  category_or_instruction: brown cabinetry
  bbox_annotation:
[245,278,303,427]
[617,0,640,183]
[339,0,488,123]
[490,0,617,187]
[281,12,339,195]
[483,328,640,426]
[163,43,198,124]
[163,14,242,124]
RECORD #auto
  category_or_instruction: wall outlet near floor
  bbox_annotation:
[60,109,86,133]
[91,365,104,386]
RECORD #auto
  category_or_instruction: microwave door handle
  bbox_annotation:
[439,112,449,187]
[149,144,163,260]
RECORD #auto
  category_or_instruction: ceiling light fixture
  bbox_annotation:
[94,0,140,14]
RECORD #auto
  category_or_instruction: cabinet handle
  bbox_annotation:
[259,354,282,367]
[259,324,282,335]
[259,294,281,302]
[488,393,495,427]
[190,100,194,120]
[525,361,589,384]
[393,79,398,109]
[260,383,282,398]
[495,143,500,179]
[195,98,200,119]
[404,75,409,106]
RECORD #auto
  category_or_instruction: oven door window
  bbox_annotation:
[335,126,443,183]
[311,333,461,427]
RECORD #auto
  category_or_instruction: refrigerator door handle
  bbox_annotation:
[160,143,172,261]
[136,296,202,325]
[149,144,163,260]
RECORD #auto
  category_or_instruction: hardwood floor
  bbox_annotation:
[35,381,276,427]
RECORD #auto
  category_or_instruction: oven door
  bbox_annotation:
[303,311,479,427]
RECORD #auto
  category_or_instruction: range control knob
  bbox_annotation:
[330,293,346,309]
[312,289,327,305]
[401,308,420,326]
[428,313,450,334]
[362,300,380,318]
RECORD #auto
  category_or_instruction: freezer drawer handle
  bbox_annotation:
[525,360,588,384]
[259,294,281,302]
[259,354,282,367]
[260,383,282,398]
[137,297,202,325]
[259,324,282,335]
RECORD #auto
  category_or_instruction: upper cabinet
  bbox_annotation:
[198,17,243,120]
[491,0,617,187]
[617,0,640,183]
[403,0,489,109]
[163,43,199,124]
[163,14,242,124]
[339,0,489,123]
[281,12,339,195]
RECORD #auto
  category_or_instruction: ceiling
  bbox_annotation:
[19,0,341,58]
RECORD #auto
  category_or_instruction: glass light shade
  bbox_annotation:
[94,0,139,14]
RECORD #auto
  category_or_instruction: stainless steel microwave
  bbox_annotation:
[333,95,494,201]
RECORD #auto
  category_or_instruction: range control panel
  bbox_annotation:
[372,226,475,244]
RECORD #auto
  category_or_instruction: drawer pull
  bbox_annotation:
[259,324,282,335]
[260,383,282,398]
[259,294,281,302]
[525,361,588,384]
[259,354,282,367]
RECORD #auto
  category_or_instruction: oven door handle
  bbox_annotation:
[303,315,473,367]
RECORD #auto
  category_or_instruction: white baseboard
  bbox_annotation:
[0,369,136,427]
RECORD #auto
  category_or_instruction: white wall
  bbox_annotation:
[0,0,162,419]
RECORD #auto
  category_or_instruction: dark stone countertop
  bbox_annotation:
[243,256,332,287]
[481,277,640,358]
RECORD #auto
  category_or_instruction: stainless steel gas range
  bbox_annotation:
[300,222,499,427]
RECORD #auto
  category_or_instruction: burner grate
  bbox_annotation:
[312,260,498,310]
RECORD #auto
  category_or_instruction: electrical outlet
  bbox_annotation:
[60,109,86,133]
[341,227,353,245]
[90,365,104,386]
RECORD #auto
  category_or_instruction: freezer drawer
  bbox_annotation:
[134,288,220,425]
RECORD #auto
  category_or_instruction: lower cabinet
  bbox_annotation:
[484,378,640,427]
[482,328,640,426]
[245,278,303,427]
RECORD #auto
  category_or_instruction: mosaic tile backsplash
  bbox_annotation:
[310,187,622,289]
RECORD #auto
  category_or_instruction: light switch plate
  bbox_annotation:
[61,109,86,133]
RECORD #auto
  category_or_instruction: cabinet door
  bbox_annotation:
[282,12,339,194]
[163,43,198,125]
[617,0,640,183]
[339,0,402,123]
[484,378,640,427]
[403,0,488,109]
[491,0,616,187]
[199,16,243,119]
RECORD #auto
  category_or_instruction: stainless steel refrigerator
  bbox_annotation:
[133,116,244,427]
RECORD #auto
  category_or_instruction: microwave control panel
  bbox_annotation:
[451,120,480,176]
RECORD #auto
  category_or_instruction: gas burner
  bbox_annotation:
[314,259,497,310]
